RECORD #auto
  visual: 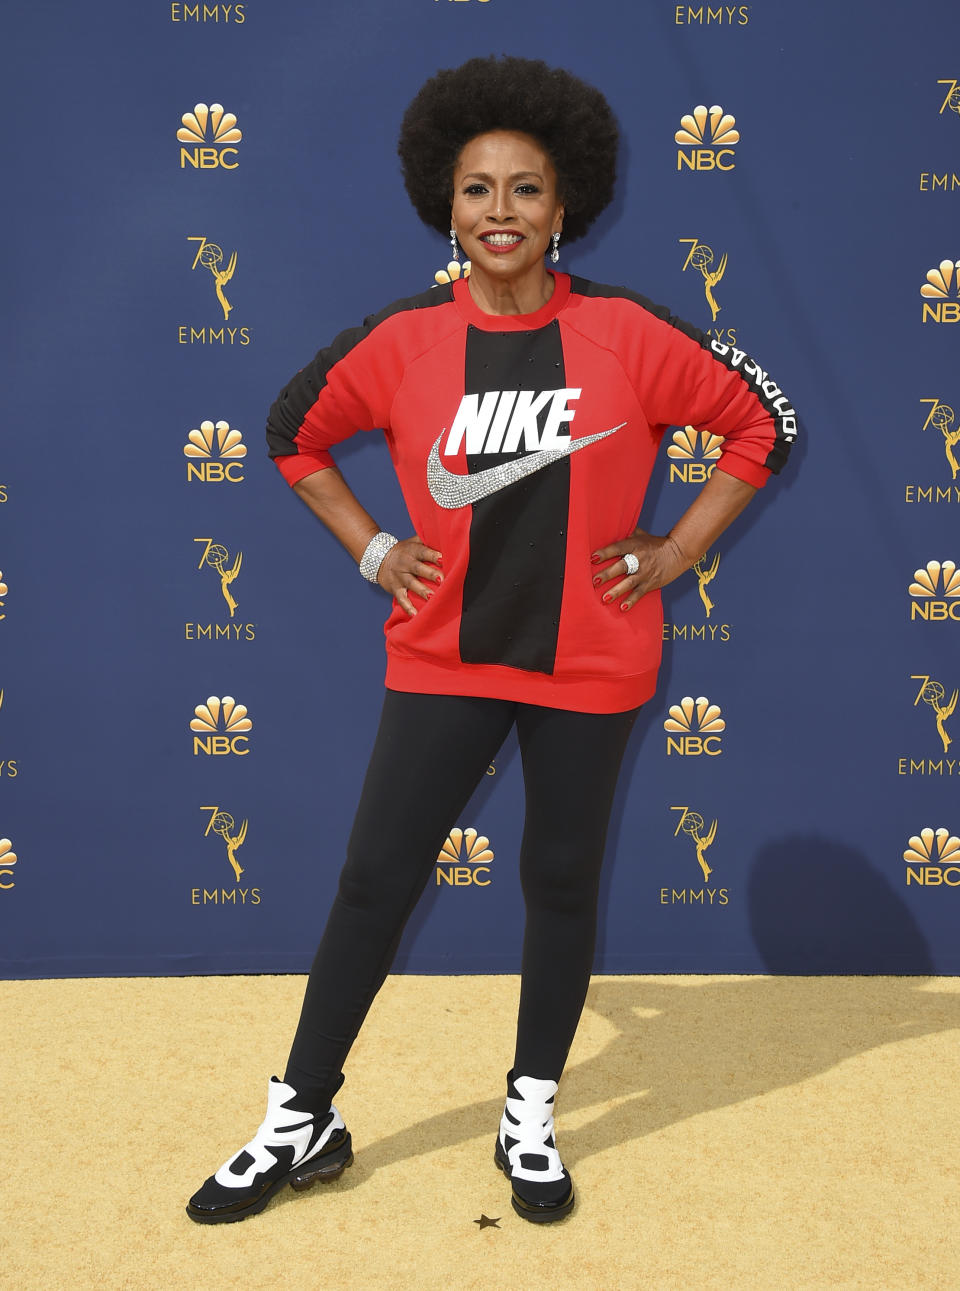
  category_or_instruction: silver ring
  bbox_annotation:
[623,552,640,576]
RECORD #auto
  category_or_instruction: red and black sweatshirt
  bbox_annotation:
[267,273,796,712]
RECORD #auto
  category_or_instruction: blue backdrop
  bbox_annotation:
[3,0,959,977]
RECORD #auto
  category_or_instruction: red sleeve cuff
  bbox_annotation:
[715,453,770,490]
[274,451,336,486]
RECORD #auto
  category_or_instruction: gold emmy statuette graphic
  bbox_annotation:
[0,569,7,620]
[938,80,960,115]
[188,236,237,320]
[195,538,242,617]
[693,551,720,618]
[434,260,471,287]
[672,807,717,883]
[921,399,960,480]
[912,675,958,753]
[679,239,727,322]
[204,808,248,882]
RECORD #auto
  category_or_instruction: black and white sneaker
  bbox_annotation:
[186,1076,353,1224]
[494,1071,575,1223]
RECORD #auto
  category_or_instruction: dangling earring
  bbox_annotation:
[450,228,460,264]
[550,232,560,264]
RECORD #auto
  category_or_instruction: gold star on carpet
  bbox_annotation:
[473,1214,501,1229]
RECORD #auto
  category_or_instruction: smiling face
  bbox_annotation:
[450,130,564,306]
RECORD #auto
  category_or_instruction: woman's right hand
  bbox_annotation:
[377,536,443,617]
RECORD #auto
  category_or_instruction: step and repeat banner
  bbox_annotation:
[3,0,959,976]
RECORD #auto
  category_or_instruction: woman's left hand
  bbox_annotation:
[591,527,689,611]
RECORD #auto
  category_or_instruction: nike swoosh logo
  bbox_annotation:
[427,422,626,509]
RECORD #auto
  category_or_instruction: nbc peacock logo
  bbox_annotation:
[190,695,252,756]
[434,260,471,288]
[178,103,242,169]
[668,427,724,484]
[920,259,960,323]
[436,826,494,888]
[0,838,18,891]
[904,826,960,886]
[675,105,739,171]
[909,560,960,621]
[664,696,725,756]
[184,421,246,483]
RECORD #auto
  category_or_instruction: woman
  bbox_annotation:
[186,55,796,1226]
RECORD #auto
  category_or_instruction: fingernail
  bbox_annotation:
[590,554,602,564]
[621,602,631,612]
[593,576,602,587]
[436,555,443,564]
[602,593,612,604]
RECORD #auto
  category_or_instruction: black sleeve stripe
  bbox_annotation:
[698,338,798,475]
[569,276,797,475]
[266,284,454,461]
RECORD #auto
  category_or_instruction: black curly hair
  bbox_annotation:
[398,55,619,245]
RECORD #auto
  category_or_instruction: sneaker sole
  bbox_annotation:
[494,1141,575,1224]
[186,1136,354,1224]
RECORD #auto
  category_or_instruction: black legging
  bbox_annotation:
[284,690,638,1111]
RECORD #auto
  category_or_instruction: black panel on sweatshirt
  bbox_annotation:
[459,321,568,674]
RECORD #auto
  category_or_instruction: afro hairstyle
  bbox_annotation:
[397,55,619,245]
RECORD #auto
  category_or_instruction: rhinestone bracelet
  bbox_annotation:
[359,531,399,584]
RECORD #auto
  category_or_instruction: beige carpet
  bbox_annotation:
[3,974,960,1291]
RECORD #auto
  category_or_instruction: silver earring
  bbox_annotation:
[450,228,460,263]
[550,232,560,264]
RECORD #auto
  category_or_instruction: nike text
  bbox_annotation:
[444,388,582,456]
